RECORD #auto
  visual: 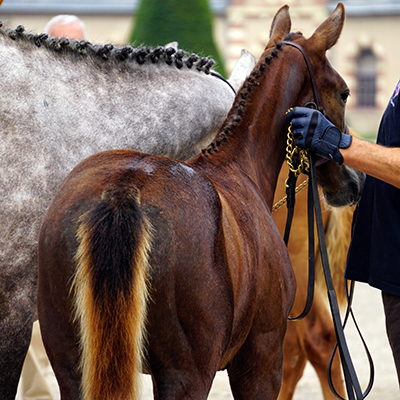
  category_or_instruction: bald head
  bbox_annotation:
[44,15,85,40]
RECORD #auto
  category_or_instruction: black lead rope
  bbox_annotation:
[328,280,375,399]
[285,160,315,321]
[283,150,374,398]
[283,165,299,246]
[308,153,365,400]
[327,205,375,399]
[281,39,372,398]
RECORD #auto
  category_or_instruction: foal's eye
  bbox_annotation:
[341,89,350,104]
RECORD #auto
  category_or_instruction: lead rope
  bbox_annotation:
[309,152,365,400]
[327,209,374,399]
[328,280,375,399]
[283,114,370,399]
[282,111,315,321]
[271,179,308,213]
[279,38,371,398]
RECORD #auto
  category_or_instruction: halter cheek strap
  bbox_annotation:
[281,41,323,113]
[282,40,350,135]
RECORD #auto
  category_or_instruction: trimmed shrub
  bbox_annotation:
[129,0,226,76]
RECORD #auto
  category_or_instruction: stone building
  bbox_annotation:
[220,0,400,137]
[2,0,400,137]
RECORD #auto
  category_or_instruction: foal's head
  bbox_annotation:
[266,3,365,206]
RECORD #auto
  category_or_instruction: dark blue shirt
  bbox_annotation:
[345,80,400,296]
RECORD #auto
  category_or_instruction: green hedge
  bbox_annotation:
[129,0,226,76]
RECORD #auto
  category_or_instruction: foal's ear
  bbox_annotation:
[267,5,291,48]
[309,2,345,55]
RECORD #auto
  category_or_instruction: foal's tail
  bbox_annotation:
[72,184,152,400]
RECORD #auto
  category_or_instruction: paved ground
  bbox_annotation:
[17,282,399,399]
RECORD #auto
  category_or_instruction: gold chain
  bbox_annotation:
[285,108,310,181]
[272,108,310,213]
[272,178,309,213]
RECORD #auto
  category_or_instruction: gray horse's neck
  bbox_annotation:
[0,26,236,162]
[0,23,255,274]
[0,24,216,75]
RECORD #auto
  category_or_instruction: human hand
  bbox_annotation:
[286,107,352,164]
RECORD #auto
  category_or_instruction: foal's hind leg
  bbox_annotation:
[146,305,228,400]
[151,369,215,400]
[38,247,83,399]
[227,325,287,400]
[38,294,82,400]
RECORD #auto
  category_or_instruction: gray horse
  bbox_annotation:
[0,24,255,399]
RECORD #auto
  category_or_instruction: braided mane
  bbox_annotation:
[0,23,216,74]
[201,31,304,156]
[202,42,285,157]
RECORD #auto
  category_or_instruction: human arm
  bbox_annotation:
[341,133,400,189]
[286,107,400,189]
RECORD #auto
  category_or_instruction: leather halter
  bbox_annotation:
[280,41,372,400]
[282,40,350,136]
[210,71,237,95]
[282,41,333,168]
[281,40,324,112]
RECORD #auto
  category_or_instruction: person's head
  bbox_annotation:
[44,15,85,40]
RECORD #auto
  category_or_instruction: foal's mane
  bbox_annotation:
[202,32,304,157]
[0,23,216,74]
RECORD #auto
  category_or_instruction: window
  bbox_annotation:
[357,48,377,107]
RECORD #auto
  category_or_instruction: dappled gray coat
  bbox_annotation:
[0,24,255,399]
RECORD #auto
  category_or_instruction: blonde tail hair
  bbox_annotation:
[72,184,152,400]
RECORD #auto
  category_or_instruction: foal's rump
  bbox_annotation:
[38,149,232,399]
[38,151,152,399]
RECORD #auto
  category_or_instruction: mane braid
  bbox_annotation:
[202,42,284,157]
[0,24,215,73]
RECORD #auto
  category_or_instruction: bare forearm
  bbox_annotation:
[341,134,400,188]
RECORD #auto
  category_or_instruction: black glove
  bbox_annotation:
[286,107,352,164]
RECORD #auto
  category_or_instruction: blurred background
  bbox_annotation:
[1,0,400,140]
